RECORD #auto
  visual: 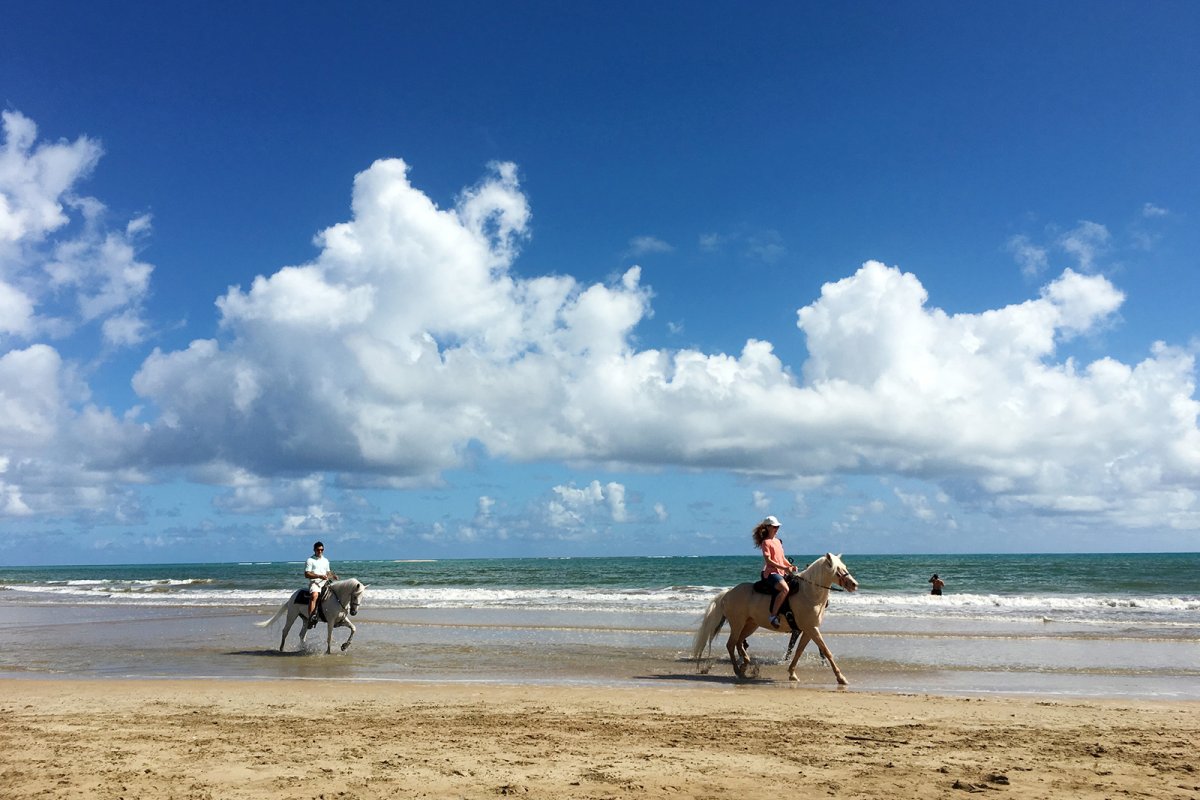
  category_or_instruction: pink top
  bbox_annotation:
[761,538,788,577]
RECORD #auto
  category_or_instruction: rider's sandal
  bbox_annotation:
[769,614,781,629]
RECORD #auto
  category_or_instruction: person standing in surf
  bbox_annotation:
[752,515,796,628]
[929,573,945,596]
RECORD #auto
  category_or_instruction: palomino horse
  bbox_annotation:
[256,578,365,654]
[691,554,858,684]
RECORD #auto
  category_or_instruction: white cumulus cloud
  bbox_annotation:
[1,110,1198,540]
[0,111,153,347]
[627,235,673,256]
[123,161,1200,533]
[546,480,629,529]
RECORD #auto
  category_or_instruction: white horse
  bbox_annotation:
[256,578,365,654]
[691,553,858,684]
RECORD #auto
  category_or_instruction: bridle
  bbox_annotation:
[797,565,855,593]
[319,580,363,617]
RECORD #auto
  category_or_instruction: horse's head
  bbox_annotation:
[824,553,858,593]
[348,580,365,616]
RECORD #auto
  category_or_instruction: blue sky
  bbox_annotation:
[2,2,1198,564]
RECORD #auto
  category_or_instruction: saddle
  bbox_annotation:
[752,574,801,596]
[752,574,800,632]
[297,584,332,623]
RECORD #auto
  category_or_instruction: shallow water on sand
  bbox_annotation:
[1,602,1196,700]
[4,553,1197,697]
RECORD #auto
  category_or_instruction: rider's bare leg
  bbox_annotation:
[770,581,789,622]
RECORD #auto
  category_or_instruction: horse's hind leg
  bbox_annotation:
[279,611,296,652]
[727,619,758,678]
[736,622,758,665]
[725,621,749,678]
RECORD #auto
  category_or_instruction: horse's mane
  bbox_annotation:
[798,555,830,578]
[328,578,363,599]
[799,553,845,577]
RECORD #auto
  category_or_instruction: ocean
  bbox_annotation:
[1,553,1197,699]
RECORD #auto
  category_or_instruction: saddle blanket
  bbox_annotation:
[752,574,801,595]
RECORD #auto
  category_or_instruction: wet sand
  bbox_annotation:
[2,678,1197,799]
[4,603,1197,700]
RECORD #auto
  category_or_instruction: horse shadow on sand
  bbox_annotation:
[641,672,775,685]
[638,657,775,685]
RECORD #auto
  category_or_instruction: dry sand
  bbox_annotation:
[1,679,1197,799]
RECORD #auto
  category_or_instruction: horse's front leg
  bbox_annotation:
[787,631,811,682]
[808,627,848,686]
[338,618,356,652]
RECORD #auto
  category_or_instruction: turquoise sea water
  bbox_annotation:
[3,553,1197,623]
[1,553,1197,699]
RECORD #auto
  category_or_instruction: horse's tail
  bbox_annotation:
[691,589,729,661]
[254,595,293,628]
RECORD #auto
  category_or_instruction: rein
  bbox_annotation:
[332,582,362,613]
[796,571,848,592]
[327,586,345,612]
[317,581,348,619]
[317,581,363,617]
[797,575,842,592]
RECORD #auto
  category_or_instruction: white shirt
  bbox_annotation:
[305,555,331,580]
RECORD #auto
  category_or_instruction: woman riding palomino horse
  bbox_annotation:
[692,551,859,684]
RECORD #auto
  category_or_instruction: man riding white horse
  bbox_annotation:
[256,576,365,654]
[304,541,338,628]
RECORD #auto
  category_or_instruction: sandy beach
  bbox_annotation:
[2,679,1197,799]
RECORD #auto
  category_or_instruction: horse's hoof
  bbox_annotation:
[788,672,799,682]
[340,643,349,651]
[837,677,849,686]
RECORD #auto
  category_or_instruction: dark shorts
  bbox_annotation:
[767,573,786,587]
